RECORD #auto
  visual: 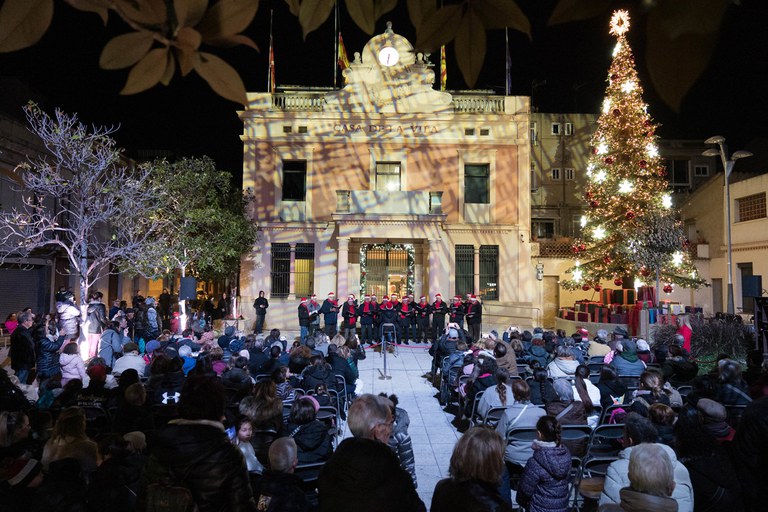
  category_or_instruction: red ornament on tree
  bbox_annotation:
[614,278,623,287]
[604,157,614,165]
[626,211,635,220]
[663,284,673,294]
[580,243,587,252]
[612,108,621,117]
[582,284,591,291]
[592,146,599,155]
[640,267,651,277]
[585,191,592,200]
[639,160,647,168]
[594,284,602,292]
[572,245,580,254]
[603,256,612,265]
[643,120,652,127]
[590,200,599,209]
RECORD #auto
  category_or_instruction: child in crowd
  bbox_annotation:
[233,416,264,474]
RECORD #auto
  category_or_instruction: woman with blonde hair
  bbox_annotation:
[41,406,98,472]
[677,314,693,352]
[431,426,513,511]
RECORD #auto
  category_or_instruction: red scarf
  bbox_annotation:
[401,302,409,313]
[363,302,371,313]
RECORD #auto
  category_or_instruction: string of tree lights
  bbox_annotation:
[561,11,708,296]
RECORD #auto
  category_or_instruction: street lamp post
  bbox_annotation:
[703,136,753,315]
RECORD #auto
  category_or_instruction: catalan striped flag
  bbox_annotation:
[338,33,350,71]
[440,45,447,91]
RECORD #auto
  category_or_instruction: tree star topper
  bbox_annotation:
[610,10,630,37]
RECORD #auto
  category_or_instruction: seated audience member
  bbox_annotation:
[150,356,185,406]
[431,427,513,512]
[288,344,312,375]
[286,396,334,464]
[673,405,743,512]
[597,366,628,409]
[731,397,768,512]
[300,355,336,392]
[609,339,646,376]
[529,367,557,405]
[546,378,588,426]
[41,406,98,473]
[380,393,417,489]
[648,403,676,446]
[493,340,519,377]
[547,344,579,379]
[239,380,284,435]
[478,367,514,419]
[526,334,550,368]
[328,344,358,396]
[136,375,257,511]
[626,371,671,417]
[715,359,752,406]
[76,364,113,409]
[0,410,37,460]
[232,416,264,474]
[695,398,735,442]
[589,329,612,359]
[252,437,312,512]
[317,394,425,512]
[600,412,694,512]
[177,344,196,376]
[271,366,296,403]
[462,356,498,418]
[222,355,253,394]
[600,443,679,512]
[496,380,548,499]
[517,415,572,512]
[111,342,146,377]
[87,434,143,512]
[685,374,718,407]
[574,364,600,427]
[635,339,653,365]
[661,344,699,385]
[111,382,154,435]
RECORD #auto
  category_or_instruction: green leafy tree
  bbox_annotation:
[0,103,166,315]
[560,11,707,297]
[126,156,257,284]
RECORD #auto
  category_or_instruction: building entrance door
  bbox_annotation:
[362,243,413,298]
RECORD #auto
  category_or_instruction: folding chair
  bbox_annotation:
[573,456,619,509]
[467,390,485,426]
[251,429,278,467]
[560,425,593,459]
[617,375,640,389]
[482,405,512,428]
[588,362,604,375]
[725,404,748,428]
[294,461,325,507]
[81,406,112,438]
[151,404,179,429]
[587,424,625,459]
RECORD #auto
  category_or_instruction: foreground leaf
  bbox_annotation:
[346,0,397,35]
[0,0,53,53]
[193,51,247,104]
[205,34,259,50]
[547,0,611,26]
[121,47,170,94]
[455,8,485,88]
[298,0,334,39]
[175,0,209,27]
[198,0,259,39]
[115,0,167,25]
[99,31,155,70]
[407,0,435,31]
[416,4,463,52]
[284,0,301,17]
[67,0,110,25]
[472,0,530,36]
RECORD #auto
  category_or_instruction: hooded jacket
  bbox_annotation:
[546,357,579,379]
[60,352,87,385]
[431,478,513,512]
[301,363,337,392]
[288,420,334,463]
[609,351,646,376]
[496,402,548,466]
[137,420,257,512]
[389,407,417,488]
[600,443,693,512]
[527,345,550,368]
[517,441,572,512]
[57,300,81,337]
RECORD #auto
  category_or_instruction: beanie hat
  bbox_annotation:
[225,326,235,336]
[123,342,139,353]
[145,340,161,354]
[596,329,609,341]
[636,339,650,352]
[87,364,107,382]
[613,326,628,338]
[238,349,250,360]
[5,458,42,488]
[145,297,155,306]
[300,297,308,303]
[435,293,442,298]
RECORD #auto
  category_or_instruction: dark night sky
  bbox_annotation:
[1,0,767,179]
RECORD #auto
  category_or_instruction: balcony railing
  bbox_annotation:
[536,240,575,258]
[451,94,506,113]
[336,190,443,215]
[272,93,325,111]
[268,91,507,113]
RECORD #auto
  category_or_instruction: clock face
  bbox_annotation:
[378,47,399,67]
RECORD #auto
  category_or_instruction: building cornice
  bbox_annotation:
[445,224,518,234]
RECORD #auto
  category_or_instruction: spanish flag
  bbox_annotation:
[338,33,350,71]
[440,45,447,91]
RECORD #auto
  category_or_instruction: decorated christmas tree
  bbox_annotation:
[561,10,707,296]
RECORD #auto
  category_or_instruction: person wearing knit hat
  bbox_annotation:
[589,329,612,359]
[414,295,431,344]
[465,294,482,344]
[358,294,376,346]
[298,296,311,344]
[320,292,339,337]
[449,295,465,330]
[431,293,448,342]
[696,398,736,442]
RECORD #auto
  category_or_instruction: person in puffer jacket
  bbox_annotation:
[60,342,87,385]
[516,415,572,512]
[380,393,417,488]
[56,291,81,340]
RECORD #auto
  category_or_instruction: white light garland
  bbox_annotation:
[646,143,659,158]
[580,215,587,228]
[621,81,636,93]
[597,142,608,155]
[662,194,672,208]
[594,226,606,240]
[594,170,607,183]
[603,99,612,113]
[672,251,683,266]
[618,180,634,194]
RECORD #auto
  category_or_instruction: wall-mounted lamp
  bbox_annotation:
[536,262,544,281]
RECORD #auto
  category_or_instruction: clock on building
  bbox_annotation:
[378,46,399,66]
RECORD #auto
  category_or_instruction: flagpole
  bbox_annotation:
[505,27,511,96]
[333,1,339,88]
[267,9,274,93]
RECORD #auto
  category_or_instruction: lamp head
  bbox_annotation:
[732,150,753,160]
[702,149,721,157]
[705,135,726,145]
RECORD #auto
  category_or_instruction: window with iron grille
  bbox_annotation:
[282,160,307,201]
[737,193,767,222]
[270,243,290,298]
[294,243,315,297]
[479,245,499,300]
[455,245,474,296]
[464,164,490,204]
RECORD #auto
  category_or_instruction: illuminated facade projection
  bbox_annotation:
[239,26,537,333]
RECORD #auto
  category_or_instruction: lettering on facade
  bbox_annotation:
[333,124,439,135]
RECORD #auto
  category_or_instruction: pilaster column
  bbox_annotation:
[428,239,441,298]
[474,245,481,295]
[337,237,350,296]
[288,243,296,300]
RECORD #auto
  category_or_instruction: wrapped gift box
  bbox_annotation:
[636,300,654,310]
[637,286,657,306]
[685,306,704,314]
[600,289,614,305]
[575,311,590,322]
[593,307,611,323]
[610,313,628,324]
[612,289,637,305]
[560,308,575,320]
